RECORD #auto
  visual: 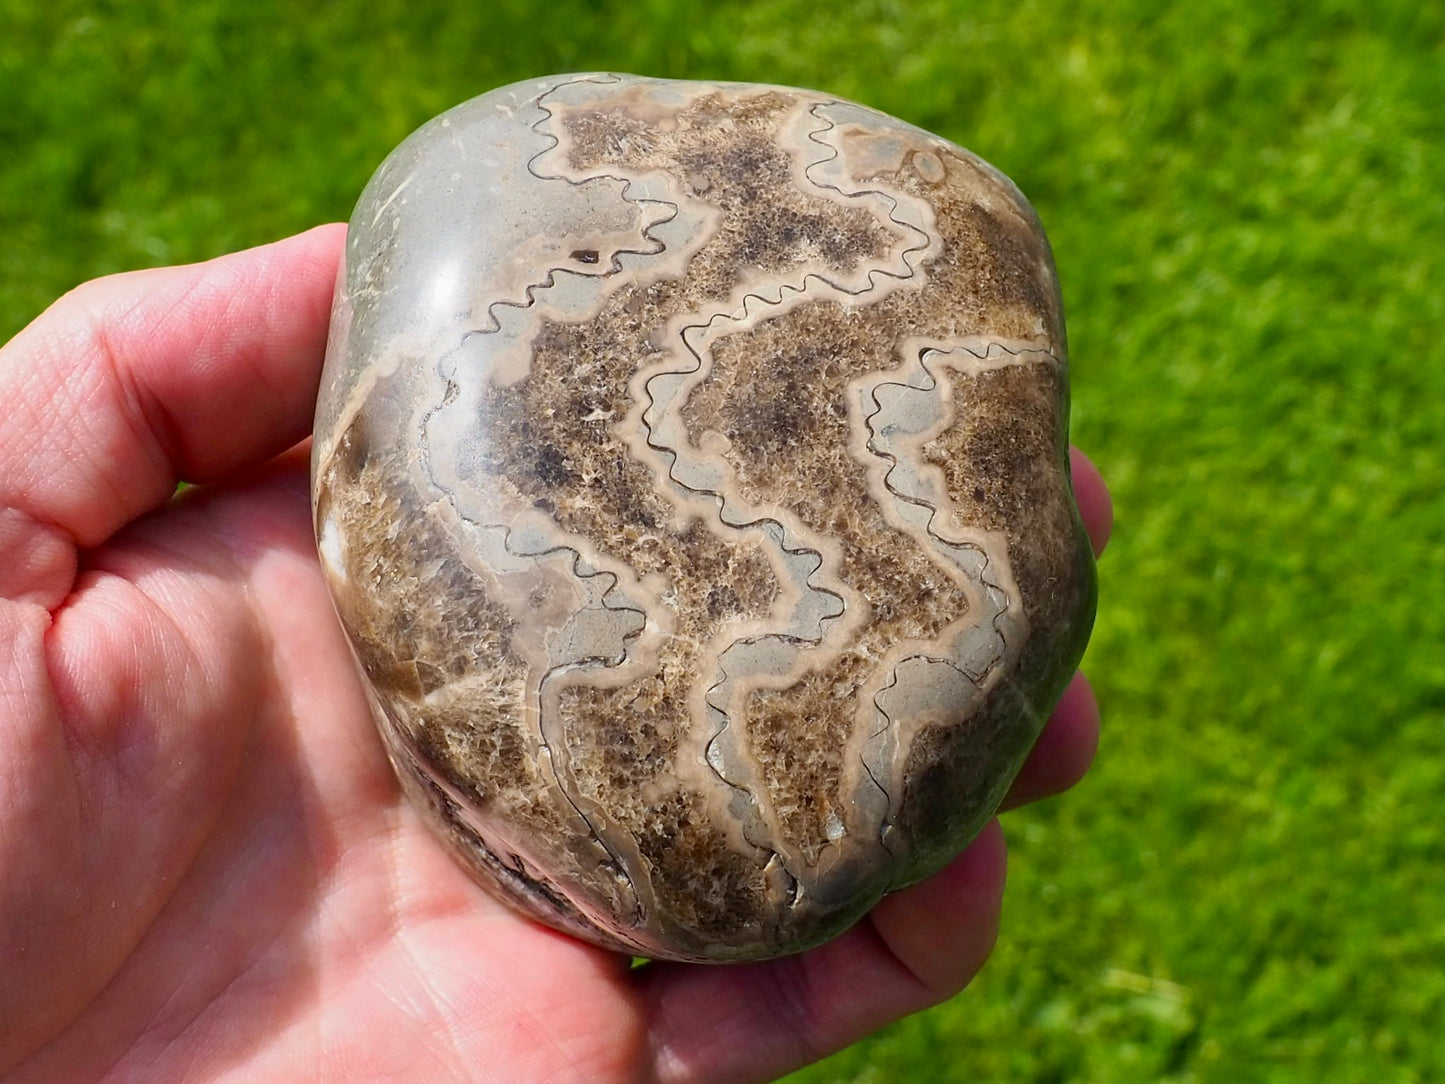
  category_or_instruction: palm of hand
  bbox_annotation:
[8,457,657,1079]
[0,227,1108,1082]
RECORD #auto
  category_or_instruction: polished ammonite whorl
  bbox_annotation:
[311,73,1096,962]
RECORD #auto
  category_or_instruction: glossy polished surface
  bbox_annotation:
[312,73,1096,961]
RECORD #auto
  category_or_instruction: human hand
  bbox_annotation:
[0,227,1111,1082]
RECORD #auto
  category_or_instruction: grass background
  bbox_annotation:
[3,1,1442,1080]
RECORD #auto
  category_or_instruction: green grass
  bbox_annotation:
[4,1,1443,1079]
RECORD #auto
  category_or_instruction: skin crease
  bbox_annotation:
[0,225,1111,1083]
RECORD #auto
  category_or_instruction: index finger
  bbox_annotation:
[0,225,344,547]
[0,225,344,607]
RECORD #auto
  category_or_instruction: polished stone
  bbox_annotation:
[312,73,1096,961]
